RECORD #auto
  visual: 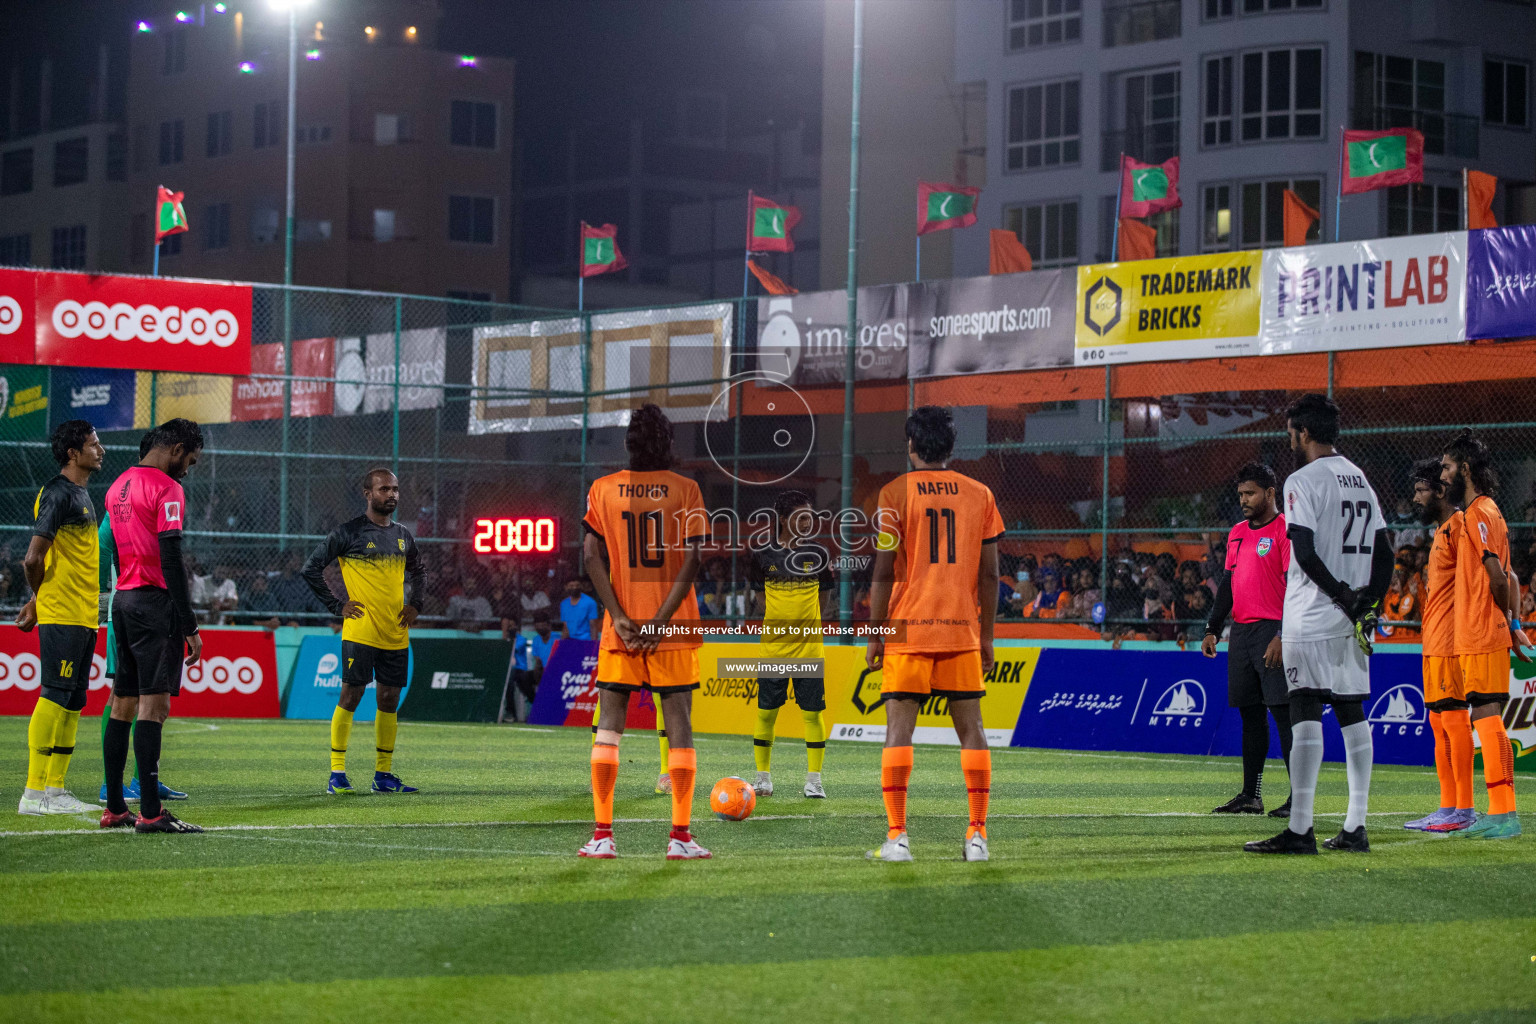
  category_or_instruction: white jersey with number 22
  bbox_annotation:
[1282,454,1384,643]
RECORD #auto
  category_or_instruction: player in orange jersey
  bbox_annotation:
[865,406,1004,863]
[577,404,712,860]
[1442,430,1529,839]
[1404,459,1476,831]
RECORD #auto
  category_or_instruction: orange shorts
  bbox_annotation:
[595,646,699,694]
[880,650,984,701]
[1457,650,1510,705]
[1422,655,1467,706]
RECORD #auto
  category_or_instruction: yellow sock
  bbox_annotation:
[802,709,826,773]
[330,706,354,773]
[375,711,398,773]
[656,701,670,766]
[45,707,82,789]
[26,698,65,792]
[753,707,778,772]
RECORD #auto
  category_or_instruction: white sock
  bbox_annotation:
[1341,720,1373,831]
[1287,721,1324,834]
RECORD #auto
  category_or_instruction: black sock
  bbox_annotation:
[103,717,132,814]
[135,720,164,819]
[1240,703,1269,798]
[1270,703,1294,796]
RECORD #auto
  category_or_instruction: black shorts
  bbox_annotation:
[757,676,826,712]
[1228,619,1287,708]
[342,640,409,689]
[111,587,186,698]
[39,624,97,693]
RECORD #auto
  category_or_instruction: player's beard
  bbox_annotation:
[1413,500,1438,525]
[371,498,397,517]
[1446,467,1471,508]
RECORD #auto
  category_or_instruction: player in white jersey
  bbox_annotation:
[1245,395,1392,856]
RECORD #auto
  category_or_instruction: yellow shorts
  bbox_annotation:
[1457,650,1510,705]
[1422,655,1467,706]
[880,650,985,701]
[595,647,699,694]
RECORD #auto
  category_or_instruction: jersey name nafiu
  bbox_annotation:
[107,466,187,591]
[877,470,1005,654]
[1282,455,1383,642]
[32,474,99,628]
[1225,514,1289,623]
[582,469,706,652]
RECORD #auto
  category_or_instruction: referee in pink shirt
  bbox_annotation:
[1203,462,1294,817]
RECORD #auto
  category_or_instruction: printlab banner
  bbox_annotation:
[908,269,1076,377]
[1467,225,1536,341]
[1260,232,1467,354]
[1074,251,1263,365]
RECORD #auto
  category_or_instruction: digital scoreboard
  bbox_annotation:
[472,517,558,554]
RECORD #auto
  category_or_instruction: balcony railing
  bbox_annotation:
[1101,125,1180,173]
[1103,0,1181,48]
[1352,106,1479,159]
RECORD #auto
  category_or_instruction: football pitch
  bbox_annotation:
[1,718,1533,1024]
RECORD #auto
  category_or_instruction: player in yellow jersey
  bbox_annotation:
[16,420,105,816]
[747,491,835,798]
[303,469,425,795]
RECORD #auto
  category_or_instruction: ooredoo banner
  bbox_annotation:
[0,626,279,717]
[1467,225,1536,340]
[0,267,36,364]
[33,271,253,376]
[1074,251,1262,364]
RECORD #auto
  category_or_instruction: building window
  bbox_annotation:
[297,124,332,144]
[448,195,495,244]
[250,205,279,244]
[253,101,281,149]
[1006,78,1080,170]
[1002,200,1079,267]
[1242,0,1323,9]
[1203,56,1234,145]
[1203,0,1234,18]
[1352,51,1475,156]
[1106,68,1180,170]
[1387,183,1461,236]
[1,148,34,196]
[106,132,126,181]
[375,113,409,145]
[1202,184,1232,250]
[1206,48,1323,146]
[1146,208,1180,258]
[53,137,89,187]
[158,119,184,165]
[1007,0,1081,50]
[51,226,87,269]
[163,31,186,75]
[1485,59,1529,128]
[204,203,231,250]
[373,209,396,242]
[0,233,30,266]
[1103,0,1180,48]
[1230,177,1323,247]
[450,100,497,148]
[296,219,332,242]
[207,111,232,157]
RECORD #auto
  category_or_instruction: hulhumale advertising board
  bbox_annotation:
[908,269,1076,376]
[1260,232,1467,354]
[282,634,412,721]
[1466,225,1536,340]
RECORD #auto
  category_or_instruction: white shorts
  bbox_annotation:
[1282,636,1370,699]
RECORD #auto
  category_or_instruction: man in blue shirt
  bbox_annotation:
[508,611,559,719]
[558,577,602,640]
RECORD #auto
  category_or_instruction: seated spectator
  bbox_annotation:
[1379,560,1421,640]
[518,574,552,624]
[1141,585,1177,642]
[191,561,239,625]
[997,576,1020,619]
[1027,568,1070,619]
[447,575,495,631]
[268,551,329,623]
[1174,584,1211,645]
[1069,568,1100,621]
[558,577,603,640]
[1103,570,1140,640]
[238,573,281,628]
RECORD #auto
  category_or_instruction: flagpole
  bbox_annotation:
[915,234,921,283]
[1334,125,1344,242]
[839,0,864,639]
[152,239,160,277]
[1110,153,1124,261]
[1462,167,1469,231]
[577,221,586,312]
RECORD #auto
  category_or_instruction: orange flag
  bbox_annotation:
[988,230,1032,274]
[747,258,797,295]
[1467,170,1498,229]
[1282,189,1321,247]
[1117,218,1157,262]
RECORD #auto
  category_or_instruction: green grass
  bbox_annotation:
[1,717,1534,1023]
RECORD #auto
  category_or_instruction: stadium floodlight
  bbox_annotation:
[214,3,227,11]
[137,20,151,31]
[459,55,477,67]
[238,61,256,73]
[306,49,321,60]
[267,0,310,9]
[175,10,192,22]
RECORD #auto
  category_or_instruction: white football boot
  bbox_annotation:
[867,832,913,862]
[753,771,773,797]
[43,789,101,814]
[665,836,713,860]
[803,773,826,799]
[17,790,49,816]
[577,835,617,859]
[963,832,990,862]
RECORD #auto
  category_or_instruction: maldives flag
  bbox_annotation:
[1341,128,1423,194]
[917,181,981,235]
[155,185,189,241]
[1118,156,1180,218]
[579,222,627,278]
[747,193,801,253]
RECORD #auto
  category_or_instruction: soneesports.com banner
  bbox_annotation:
[1260,232,1467,354]
[1074,252,1262,365]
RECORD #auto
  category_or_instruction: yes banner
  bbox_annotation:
[1260,232,1467,354]
[48,367,138,432]
[1467,225,1536,340]
[0,364,49,440]
[1074,251,1262,364]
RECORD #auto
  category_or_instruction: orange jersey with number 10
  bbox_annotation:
[1454,495,1510,656]
[1420,511,1462,658]
[583,469,707,652]
[877,470,1005,654]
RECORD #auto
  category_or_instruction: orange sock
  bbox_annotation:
[590,744,619,835]
[1442,708,1475,810]
[668,747,696,839]
[961,748,991,839]
[1474,714,1517,815]
[1429,712,1455,808]
[881,746,913,839]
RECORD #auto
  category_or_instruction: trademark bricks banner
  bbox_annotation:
[908,269,1076,377]
[1467,225,1536,341]
[1074,251,1262,365]
[32,271,253,376]
[231,337,335,422]
[1260,231,1467,354]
